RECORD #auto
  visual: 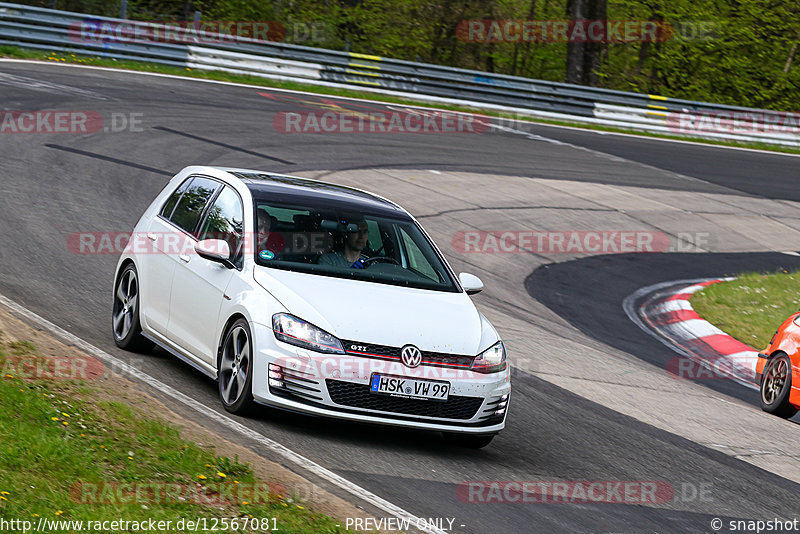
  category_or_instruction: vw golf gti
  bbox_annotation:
[111,166,510,447]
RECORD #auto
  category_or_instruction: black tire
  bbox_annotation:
[112,264,152,352]
[760,354,799,419]
[442,432,496,449]
[218,319,255,415]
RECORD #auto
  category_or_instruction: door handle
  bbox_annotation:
[147,233,158,241]
[179,254,191,263]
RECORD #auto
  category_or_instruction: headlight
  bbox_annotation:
[272,314,344,354]
[471,341,507,373]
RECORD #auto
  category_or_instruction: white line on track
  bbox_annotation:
[1,58,798,158]
[0,71,108,99]
[0,292,447,534]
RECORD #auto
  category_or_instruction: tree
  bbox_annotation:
[566,0,606,85]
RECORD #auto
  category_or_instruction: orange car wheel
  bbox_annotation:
[760,354,798,419]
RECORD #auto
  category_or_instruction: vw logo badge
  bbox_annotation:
[400,345,422,368]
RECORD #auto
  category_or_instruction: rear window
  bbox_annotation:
[160,178,192,219]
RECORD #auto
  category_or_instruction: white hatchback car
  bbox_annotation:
[112,166,510,447]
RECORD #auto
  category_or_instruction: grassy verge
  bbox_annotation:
[2,45,799,156]
[0,332,345,533]
[692,270,800,350]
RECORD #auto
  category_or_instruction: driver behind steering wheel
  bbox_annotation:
[317,215,370,269]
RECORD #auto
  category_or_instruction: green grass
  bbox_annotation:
[0,338,346,533]
[2,45,799,156]
[692,270,800,350]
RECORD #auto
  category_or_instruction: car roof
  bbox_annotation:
[215,168,412,219]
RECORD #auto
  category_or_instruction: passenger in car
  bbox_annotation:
[256,209,284,256]
[318,216,369,269]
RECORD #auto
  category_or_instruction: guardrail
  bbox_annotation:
[1,2,798,147]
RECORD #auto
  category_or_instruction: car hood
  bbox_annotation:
[254,267,493,355]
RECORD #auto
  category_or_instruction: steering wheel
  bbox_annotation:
[362,256,400,266]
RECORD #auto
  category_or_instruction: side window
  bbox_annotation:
[199,187,244,267]
[168,177,220,235]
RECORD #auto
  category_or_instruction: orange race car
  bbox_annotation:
[756,312,800,419]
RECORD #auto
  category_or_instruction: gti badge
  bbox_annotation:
[400,345,422,368]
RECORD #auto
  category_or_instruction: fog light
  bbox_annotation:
[268,378,284,388]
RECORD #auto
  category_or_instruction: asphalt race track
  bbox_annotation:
[2,61,800,534]
[529,252,800,404]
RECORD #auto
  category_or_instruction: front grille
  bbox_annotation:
[325,379,483,420]
[340,340,475,369]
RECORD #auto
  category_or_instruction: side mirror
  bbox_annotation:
[459,272,484,295]
[195,239,235,269]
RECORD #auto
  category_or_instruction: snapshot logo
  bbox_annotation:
[0,111,143,134]
[666,356,757,381]
[274,110,488,135]
[667,111,800,137]
[453,230,678,254]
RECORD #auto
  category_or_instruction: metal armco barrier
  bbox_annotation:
[1,2,798,147]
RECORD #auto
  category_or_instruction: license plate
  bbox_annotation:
[369,373,450,401]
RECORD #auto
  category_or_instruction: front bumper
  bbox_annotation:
[250,322,510,434]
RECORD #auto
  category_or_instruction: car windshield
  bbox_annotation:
[252,198,458,292]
